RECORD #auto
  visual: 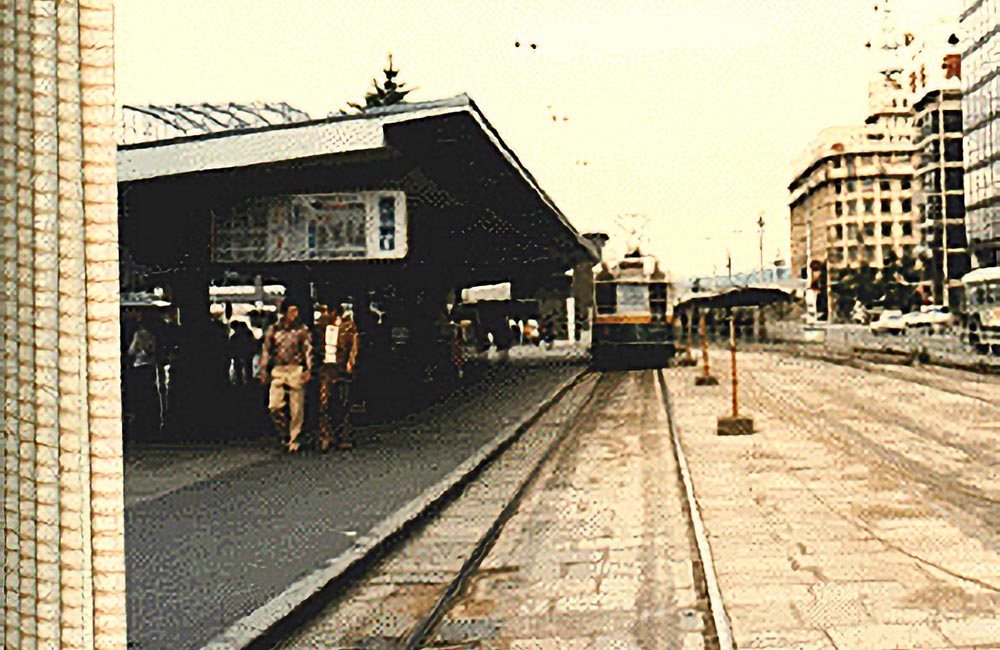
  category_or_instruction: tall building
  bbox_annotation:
[961,0,1000,268]
[907,3,970,304]
[788,0,919,318]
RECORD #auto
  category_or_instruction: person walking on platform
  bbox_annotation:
[260,299,312,452]
[228,320,258,386]
[313,300,359,451]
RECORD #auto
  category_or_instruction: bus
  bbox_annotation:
[961,266,1000,355]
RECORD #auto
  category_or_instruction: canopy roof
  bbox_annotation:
[676,287,796,310]
[118,95,598,275]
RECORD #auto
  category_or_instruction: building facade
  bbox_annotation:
[789,121,918,292]
[961,0,1000,268]
[907,9,971,304]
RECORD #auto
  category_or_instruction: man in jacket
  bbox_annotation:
[313,300,359,451]
[260,299,312,452]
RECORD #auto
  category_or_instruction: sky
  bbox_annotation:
[114,0,949,279]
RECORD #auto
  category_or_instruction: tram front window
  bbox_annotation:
[596,283,617,315]
[617,284,648,314]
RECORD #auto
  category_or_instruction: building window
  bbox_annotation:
[864,223,875,237]
[943,110,963,132]
[945,140,963,162]
[835,224,844,239]
[945,168,963,191]
[847,223,858,239]
[946,195,965,219]
[880,180,891,192]
[835,181,843,194]
[835,202,844,216]
[902,222,913,237]
[881,223,892,237]
[847,180,856,193]
[882,245,893,261]
[832,156,842,168]
[926,171,941,192]
[864,198,874,213]
[848,201,858,216]
[881,199,892,213]
[901,198,911,213]
[902,179,911,190]
[863,246,876,261]
[862,179,873,191]
[848,247,858,262]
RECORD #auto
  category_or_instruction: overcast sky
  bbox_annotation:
[115,0,949,278]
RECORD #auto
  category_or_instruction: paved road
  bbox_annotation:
[666,351,1000,648]
[123,360,583,650]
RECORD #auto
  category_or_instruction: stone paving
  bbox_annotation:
[276,371,604,648]
[431,370,704,649]
[664,351,1000,649]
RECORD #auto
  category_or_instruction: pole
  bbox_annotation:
[730,311,738,417]
[703,312,711,377]
[938,104,950,309]
[695,310,718,385]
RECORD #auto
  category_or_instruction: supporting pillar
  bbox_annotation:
[2,2,127,647]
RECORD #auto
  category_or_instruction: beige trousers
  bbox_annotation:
[268,364,307,443]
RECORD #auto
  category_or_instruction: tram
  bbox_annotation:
[591,250,677,369]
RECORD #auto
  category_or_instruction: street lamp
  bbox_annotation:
[756,214,765,283]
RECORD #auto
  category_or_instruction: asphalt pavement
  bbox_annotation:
[123,356,584,650]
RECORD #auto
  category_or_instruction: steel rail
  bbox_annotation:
[656,369,734,650]
[399,370,604,649]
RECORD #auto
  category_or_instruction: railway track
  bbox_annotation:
[206,368,733,650]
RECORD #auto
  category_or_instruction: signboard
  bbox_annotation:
[211,191,407,263]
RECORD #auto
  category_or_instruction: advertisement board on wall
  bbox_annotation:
[211,191,407,263]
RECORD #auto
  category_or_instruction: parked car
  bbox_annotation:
[902,305,954,333]
[869,309,906,334]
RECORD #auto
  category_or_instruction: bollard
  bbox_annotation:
[718,313,754,435]
[694,311,718,385]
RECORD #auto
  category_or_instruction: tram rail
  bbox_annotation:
[233,367,730,650]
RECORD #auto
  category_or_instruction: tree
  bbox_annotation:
[346,54,414,113]
[830,249,925,318]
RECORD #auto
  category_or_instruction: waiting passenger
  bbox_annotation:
[126,313,159,437]
[228,320,258,386]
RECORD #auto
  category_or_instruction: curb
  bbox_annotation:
[198,366,589,650]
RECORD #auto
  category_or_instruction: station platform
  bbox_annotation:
[123,353,586,650]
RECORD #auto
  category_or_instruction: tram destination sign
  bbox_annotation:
[211,191,407,263]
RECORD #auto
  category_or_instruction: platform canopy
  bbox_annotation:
[118,94,598,285]
[675,286,796,310]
